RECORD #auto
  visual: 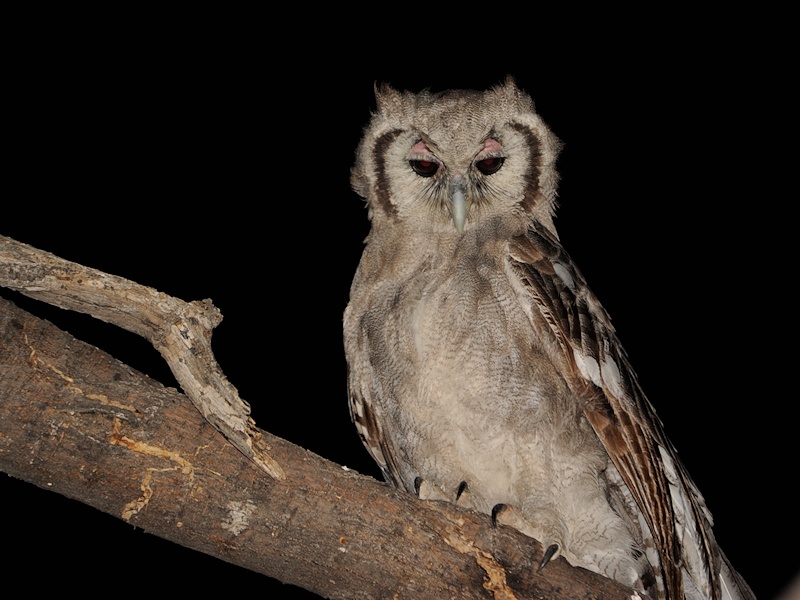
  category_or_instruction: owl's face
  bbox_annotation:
[351,80,562,236]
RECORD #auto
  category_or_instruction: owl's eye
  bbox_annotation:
[409,160,439,177]
[475,157,504,175]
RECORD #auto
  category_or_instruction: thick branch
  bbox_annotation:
[0,235,282,479]
[0,296,635,599]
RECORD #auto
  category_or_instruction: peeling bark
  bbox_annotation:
[0,235,282,479]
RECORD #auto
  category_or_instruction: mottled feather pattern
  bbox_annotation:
[509,221,717,598]
[347,320,406,487]
[344,79,755,600]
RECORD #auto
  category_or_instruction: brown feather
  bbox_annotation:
[507,222,727,599]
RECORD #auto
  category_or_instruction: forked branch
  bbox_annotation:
[0,235,283,479]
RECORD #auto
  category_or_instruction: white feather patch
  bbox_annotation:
[600,355,625,398]
[553,262,576,291]
[574,349,602,387]
[658,447,689,527]
[355,421,370,441]
[658,445,712,596]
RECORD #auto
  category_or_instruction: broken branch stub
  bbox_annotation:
[0,235,284,480]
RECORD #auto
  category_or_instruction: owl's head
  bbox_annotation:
[351,77,562,237]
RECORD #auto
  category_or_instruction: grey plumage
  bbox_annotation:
[343,78,755,600]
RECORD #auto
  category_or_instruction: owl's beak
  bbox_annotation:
[449,179,470,234]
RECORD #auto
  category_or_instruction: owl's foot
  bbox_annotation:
[456,480,468,501]
[413,476,449,500]
[538,543,560,572]
[490,503,563,572]
[414,477,473,506]
[491,503,507,527]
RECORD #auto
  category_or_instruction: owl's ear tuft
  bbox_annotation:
[373,81,404,113]
[493,75,522,97]
[502,74,518,89]
[494,76,534,111]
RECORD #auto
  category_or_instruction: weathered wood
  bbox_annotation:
[0,234,282,479]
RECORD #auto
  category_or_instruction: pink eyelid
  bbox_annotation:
[408,139,504,161]
[410,141,430,155]
[482,139,504,153]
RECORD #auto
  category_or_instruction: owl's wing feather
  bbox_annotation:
[347,338,405,488]
[507,221,719,600]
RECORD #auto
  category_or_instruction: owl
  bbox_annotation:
[343,78,755,600]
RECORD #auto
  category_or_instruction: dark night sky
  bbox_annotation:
[2,16,794,600]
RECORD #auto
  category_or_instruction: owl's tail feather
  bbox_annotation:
[719,549,757,600]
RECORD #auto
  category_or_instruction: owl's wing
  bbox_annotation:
[346,347,406,488]
[507,221,719,600]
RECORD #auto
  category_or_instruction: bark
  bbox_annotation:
[0,235,281,479]
[0,241,637,599]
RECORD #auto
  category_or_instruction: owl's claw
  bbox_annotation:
[491,504,562,571]
[538,544,559,572]
[414,477,473,504]
[456,481,468,501]
[413,476,451,501]
[491,503,507,527]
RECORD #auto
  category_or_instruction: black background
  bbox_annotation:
[2,11,795,599]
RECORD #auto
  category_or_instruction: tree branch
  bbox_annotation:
[0,235,282,479]
[0,240,637,599]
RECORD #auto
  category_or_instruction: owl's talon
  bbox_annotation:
[456,481,468,501]
[491,503,507,528]
[538,544,559,573]
[413,476,423,497]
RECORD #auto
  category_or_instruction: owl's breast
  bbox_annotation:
[357,240,569,428]
[406,250,560,416]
